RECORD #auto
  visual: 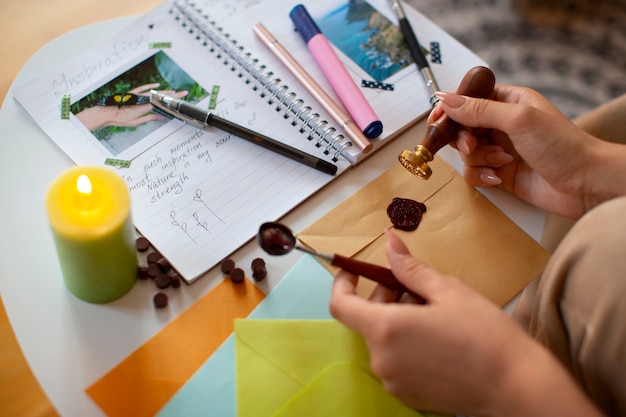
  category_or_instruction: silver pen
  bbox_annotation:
[149,91,337,175]
[389,0,440,107]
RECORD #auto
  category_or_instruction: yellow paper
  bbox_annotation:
[235,319,446,417]
[298,157,550,307]
[274,362,429,417]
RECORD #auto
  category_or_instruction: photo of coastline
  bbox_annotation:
[317,0,417,83]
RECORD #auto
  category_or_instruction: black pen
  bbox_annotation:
[149,91,337,175]
[389,0,441,107]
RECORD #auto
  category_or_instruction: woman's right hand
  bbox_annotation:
[431,85,615,219]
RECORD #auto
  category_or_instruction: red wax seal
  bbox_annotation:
[386,197,427,231]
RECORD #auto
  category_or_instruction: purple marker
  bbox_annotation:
[289,4,383,139]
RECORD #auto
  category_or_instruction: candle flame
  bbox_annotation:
[77,174,92,195]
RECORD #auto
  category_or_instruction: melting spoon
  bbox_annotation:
[257,222,408,293]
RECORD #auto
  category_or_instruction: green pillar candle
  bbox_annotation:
[46,166,137,303]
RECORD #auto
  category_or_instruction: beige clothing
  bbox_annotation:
[524,94,626,417]
[529,196,626,417]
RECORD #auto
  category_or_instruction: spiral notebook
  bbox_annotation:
[13,0,485,282]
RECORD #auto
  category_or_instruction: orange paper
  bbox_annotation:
[86,277,265,417]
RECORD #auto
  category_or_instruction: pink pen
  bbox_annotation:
[253,23,373,153]
[289,4,383,139]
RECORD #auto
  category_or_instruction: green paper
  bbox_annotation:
[235,319,448,417]
[274,362,424,417]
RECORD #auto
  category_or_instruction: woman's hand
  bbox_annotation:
[330,230,603,417]
[431,85,617,219]
[75,83,188,131]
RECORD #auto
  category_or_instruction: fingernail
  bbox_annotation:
[486,151,514,166]
[434,92,466,108]
[480,171,502,185]
[429,101,444,121]
[457,138,471,154]
[384,229,410,256]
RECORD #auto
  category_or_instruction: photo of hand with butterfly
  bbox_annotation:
[74,83,187,131]
[70,51,208,159]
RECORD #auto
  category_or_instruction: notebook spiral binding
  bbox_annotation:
[171,1,353,163]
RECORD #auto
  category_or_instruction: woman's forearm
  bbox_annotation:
[583,135,626,214]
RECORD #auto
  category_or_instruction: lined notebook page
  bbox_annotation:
[13,0,486,281]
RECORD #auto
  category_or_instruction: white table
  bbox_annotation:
[0,16,545,417]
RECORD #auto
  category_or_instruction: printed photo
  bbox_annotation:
[70,51,208,159]
[317,0,426,83]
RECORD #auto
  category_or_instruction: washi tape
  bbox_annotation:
[105,158,132,168]
[61,94,71,119]
[430,41,442,64]
[361,80,395,91]
[208,85,220,109]
[149,42,172,48]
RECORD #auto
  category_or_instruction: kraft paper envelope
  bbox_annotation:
[298,157,550,307]
[235,319,446,417]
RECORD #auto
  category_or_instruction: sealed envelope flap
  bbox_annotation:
[298,157,454,258]
[298,157,550,307]
[235,319,370,417]
[235,319,448,417]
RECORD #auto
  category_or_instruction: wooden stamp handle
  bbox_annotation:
[421,66,496,156]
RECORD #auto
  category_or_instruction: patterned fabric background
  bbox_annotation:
[405,0,626,119]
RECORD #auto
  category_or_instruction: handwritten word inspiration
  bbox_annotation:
[52,36,149,95]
